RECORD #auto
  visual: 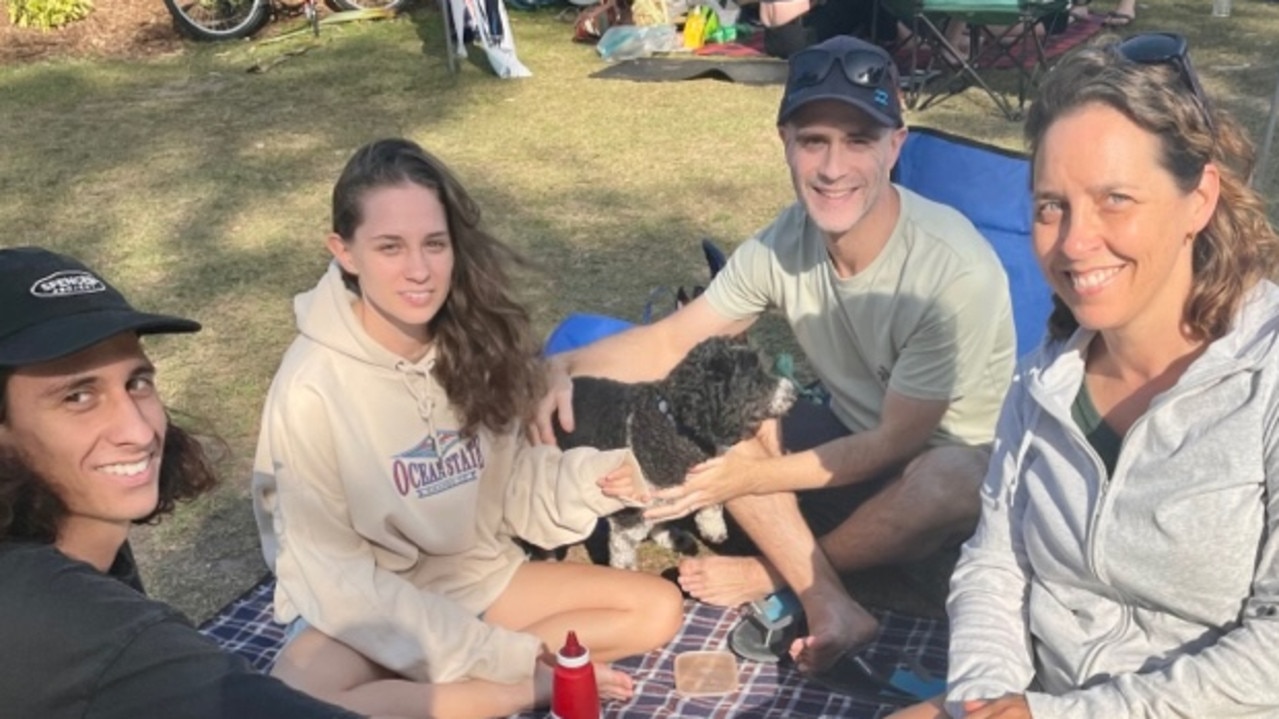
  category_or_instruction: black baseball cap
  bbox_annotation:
[777,35,903,128]
[0,247,201,367]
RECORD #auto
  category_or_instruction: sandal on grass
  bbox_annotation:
[1103,10,1134,25]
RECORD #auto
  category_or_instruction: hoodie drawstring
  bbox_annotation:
[397,358,439,440]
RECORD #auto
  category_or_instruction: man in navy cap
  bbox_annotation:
[537,36,1016,673]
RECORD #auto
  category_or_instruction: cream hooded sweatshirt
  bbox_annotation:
[252,263,643,685]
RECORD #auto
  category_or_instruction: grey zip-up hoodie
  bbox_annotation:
[947,280,1279,718]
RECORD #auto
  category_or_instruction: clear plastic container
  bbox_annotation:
[674,651,739,696]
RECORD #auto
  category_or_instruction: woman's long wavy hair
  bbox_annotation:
[331,139,544,436]
[0,367,219,544]
[1024,37,1279,342]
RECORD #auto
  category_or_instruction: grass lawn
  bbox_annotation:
[1,0,1276,622]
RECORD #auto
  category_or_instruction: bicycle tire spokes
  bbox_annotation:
[193,0,257,30]
[165,0,269,39]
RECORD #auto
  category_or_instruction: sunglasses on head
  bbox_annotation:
[788,47,891,91]
[1115,32,1214,132]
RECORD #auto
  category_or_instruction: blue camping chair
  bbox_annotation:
[549,127,1052,359]
[893,126,1051,357]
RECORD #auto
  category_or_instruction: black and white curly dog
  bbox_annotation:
[554,336,798,570]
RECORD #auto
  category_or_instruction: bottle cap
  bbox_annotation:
[557,630,591,668]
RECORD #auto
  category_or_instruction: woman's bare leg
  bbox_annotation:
[271,626,541,719]
[484,559,684,663]
[268,561,680,717]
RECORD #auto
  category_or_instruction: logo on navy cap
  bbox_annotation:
[30,271,107,298]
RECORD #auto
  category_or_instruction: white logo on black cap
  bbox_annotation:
[30,271,107,298]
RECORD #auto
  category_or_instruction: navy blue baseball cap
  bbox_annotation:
[0,247,200,366]
[777,36,903,128]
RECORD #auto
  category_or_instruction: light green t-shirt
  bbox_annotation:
[704,186,1015,446]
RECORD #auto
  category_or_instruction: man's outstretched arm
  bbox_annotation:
[533,295,755,444]
[646,390,948,521]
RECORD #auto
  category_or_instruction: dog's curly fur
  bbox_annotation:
[554,336,798,569]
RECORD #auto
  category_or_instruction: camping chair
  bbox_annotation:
[440,0,458,75]
[880,0,1068,120]
[893,126,1053,355]
[443,0,532,77]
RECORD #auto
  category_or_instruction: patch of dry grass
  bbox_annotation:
[0,0,1275,621]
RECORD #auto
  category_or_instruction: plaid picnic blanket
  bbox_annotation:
[199,575,949,718]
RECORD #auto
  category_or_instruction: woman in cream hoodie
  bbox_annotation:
[252,139,683,719]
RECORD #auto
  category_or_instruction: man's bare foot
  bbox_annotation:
[594,663,634,701]
[677,556,782,607]
[788,590,879,674]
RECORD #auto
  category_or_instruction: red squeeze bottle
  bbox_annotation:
[550,631,600,719]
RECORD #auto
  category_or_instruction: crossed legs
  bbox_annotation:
[678,407,988,672]
[272,561,682,719]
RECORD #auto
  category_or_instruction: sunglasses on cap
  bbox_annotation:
[1115,32,1214,133]
[787,47,892,91]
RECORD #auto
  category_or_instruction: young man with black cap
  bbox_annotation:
[535,36,1015,673]
[0,246,357,719]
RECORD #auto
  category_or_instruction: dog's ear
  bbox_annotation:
[701,238,727,279]
[675,285,707,308]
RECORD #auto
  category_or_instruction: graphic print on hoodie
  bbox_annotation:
[392,430,484,499]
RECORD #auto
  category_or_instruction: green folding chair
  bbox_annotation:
[881,0,1068,120]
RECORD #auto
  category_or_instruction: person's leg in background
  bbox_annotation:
[1103,0,1135,26]
[760,0,815,58]
[759,0,876,58]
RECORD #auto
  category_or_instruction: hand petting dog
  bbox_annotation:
[644,438,768,522]
[598,461,652,506]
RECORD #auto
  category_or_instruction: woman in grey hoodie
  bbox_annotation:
[892,33,1279,719]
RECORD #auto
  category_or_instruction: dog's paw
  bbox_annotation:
[607,540,639,570]
[608,554,639,571]
[607,517,648,570]
[695,505,729,544]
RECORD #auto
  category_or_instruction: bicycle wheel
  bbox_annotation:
[164,0,271,40]
[327,0,411,12]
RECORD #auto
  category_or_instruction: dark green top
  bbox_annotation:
[1072,381,1123,478]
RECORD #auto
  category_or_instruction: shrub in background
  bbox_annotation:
[7,0,94,29]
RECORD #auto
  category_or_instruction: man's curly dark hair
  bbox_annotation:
[0,367,219,544]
